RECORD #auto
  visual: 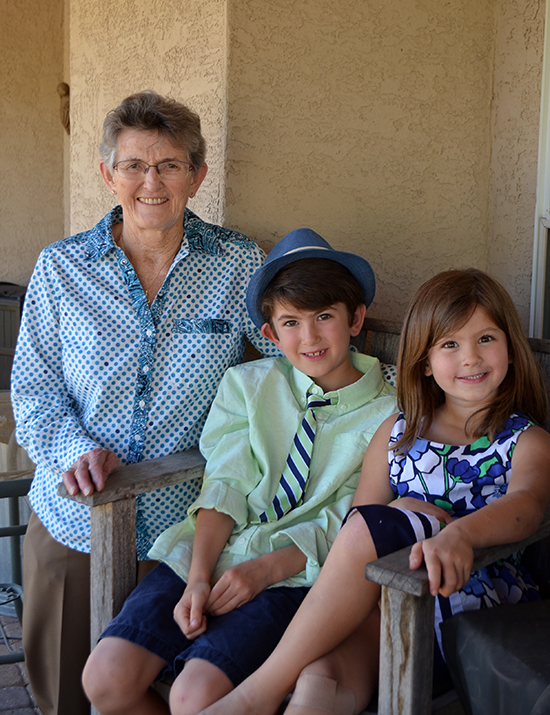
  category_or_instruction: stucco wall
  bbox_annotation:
[69,0,228,235]
[225,0,545,327]
[2,0,545,330]
[0,0,65,285]
[489,0,546,328]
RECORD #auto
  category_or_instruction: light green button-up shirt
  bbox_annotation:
[149,352,396,588]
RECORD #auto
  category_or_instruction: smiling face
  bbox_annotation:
[425,306,511,411]
[261,300,366,392]
[99,128,207,238]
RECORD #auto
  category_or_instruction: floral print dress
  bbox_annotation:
[352,413,540,663]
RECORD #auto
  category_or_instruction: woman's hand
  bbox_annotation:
[389,497,454,525]
[62,448,121,496]
[173,581,211,640]
[409,526,474,597]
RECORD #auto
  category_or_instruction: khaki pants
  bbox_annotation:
[22,510,91,715]
[22,511,157,715]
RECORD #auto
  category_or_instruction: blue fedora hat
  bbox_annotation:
[246,228,375,328]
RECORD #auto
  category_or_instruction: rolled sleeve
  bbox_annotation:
[197,367,266,530]
[188,481,250,528]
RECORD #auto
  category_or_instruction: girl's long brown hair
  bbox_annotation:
[394,269,548,453]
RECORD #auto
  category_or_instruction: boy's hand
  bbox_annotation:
[206,559,272,616]
[173,581,211,640]
[409,527,474,598]
[389,497,454,525]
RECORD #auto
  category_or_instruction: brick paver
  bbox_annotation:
[0,615,41,714]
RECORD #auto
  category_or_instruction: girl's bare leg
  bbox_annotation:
[285,608,381,715]
[199,512,381,715]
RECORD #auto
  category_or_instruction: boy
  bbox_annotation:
[82,228,396,715]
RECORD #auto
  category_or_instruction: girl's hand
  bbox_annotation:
[389,497,454,525]
[173,581,211,639]
[206,558,272,616]
[409,526,474,597]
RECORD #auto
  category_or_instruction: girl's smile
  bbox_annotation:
[425,306,511,411]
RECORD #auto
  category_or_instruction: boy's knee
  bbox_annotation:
[82,638,151,712]
[169,659,233,715]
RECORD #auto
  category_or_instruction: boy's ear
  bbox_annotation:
[261,322,280,345]
[349,304,367,337]
[424,361,433,377]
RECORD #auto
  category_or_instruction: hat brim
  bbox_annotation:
[246,247,375,329]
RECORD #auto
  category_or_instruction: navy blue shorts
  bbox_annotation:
[100,563,309,686]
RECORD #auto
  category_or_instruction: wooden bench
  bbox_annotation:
[58,319,550,714]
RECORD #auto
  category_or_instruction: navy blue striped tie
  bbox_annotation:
[258,392,332,522]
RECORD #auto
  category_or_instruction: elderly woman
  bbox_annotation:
[11,90,276,715]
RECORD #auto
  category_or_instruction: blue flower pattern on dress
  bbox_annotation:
[389,413,540,612]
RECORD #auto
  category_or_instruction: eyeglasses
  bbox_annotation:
[113,160,194,179]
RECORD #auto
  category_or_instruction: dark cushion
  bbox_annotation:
[441,600,550,715]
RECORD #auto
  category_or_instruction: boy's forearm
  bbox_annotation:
[260,544,307,586]
[187,508,236,584]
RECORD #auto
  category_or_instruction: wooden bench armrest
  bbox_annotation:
[365,506,550,596]
[57,448,206,650]
[364,506,550,715]
[56,448,206,505]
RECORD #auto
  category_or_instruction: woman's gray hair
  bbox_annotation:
[99,90,206,171]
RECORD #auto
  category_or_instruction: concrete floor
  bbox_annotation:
[0,613,41,714]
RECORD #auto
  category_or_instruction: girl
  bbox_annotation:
[199,268,550,715]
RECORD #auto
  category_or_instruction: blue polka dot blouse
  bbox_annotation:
[11,206,278,558]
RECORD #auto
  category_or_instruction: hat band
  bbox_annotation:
[284,246,331,256]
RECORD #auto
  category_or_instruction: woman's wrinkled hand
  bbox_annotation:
[62,448,121,496]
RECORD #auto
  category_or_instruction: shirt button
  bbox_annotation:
[143,365,149,373]
[139,400,145,409]
[310,386,319,395]
[146,329,153,337]
[238,537,246,544]
[340,404,347,410]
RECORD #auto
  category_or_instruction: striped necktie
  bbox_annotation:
[258,392,332,523]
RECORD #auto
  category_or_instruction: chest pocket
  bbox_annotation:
[173,318,232,334]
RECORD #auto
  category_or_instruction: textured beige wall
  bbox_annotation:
[489,0,546,328]
[0,0,65,285]
[69,0,228,234]
[224,0,543,326]
[3,0,545,329]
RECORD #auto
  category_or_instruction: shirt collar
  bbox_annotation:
[83,205,191,263]
[288,351,387,410]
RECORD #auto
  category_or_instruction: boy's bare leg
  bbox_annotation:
[82,637,169,715]
[169,659,234,714]
[199,512,382,715]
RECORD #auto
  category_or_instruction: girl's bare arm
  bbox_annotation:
[411,425,550,597]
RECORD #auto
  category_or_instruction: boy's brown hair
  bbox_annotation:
[260,258,364,332]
